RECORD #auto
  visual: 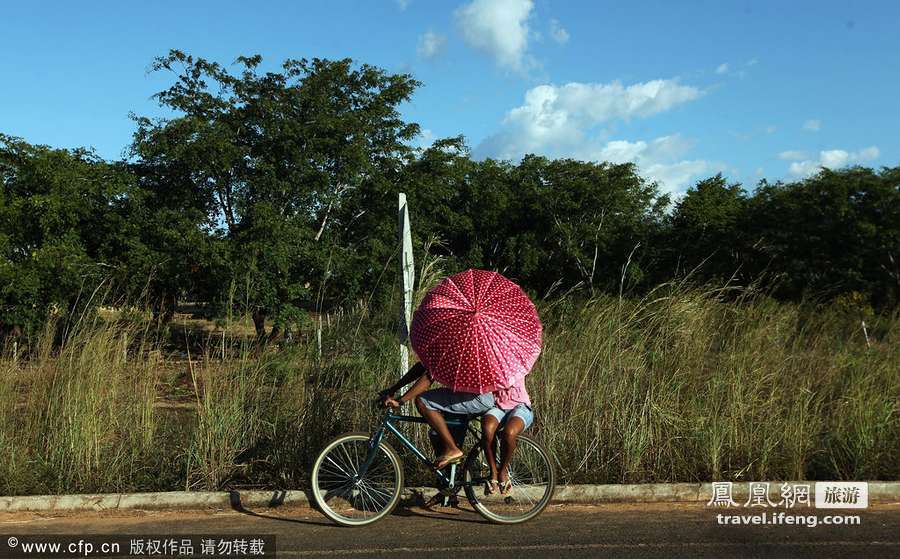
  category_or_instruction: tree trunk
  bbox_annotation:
[152,290,177,325]
[267,324,282,343]
[252,308,267,340]
[314,199,335,242]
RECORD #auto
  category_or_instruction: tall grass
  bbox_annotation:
[1,316,160,494]
[0,285,896,496]
[535,286,897,483]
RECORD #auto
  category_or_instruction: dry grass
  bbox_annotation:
[0,285,897,495]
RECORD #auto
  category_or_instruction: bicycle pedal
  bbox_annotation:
[440,495,460,508]
[425,491,460,508]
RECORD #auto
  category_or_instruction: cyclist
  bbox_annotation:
[379,361,494,469]
[481,376,533,496]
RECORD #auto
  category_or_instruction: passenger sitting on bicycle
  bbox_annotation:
[379,361,494,469]
[481,376,533,496]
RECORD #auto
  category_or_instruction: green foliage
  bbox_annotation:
[0,134,134,335]
[745,167,900,307]
[2,51,899,344]
[395,147,670,296]
[128,51,421,334]
[667,174,748,280]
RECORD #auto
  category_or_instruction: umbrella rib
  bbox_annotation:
[473,270,501,308]
[446,317,476,391]
[442,276,475,309]
[469,324,487,394]
[480,302,542,333]
[417,318,466,369]
[414,309,466,336]
[460,269,478,307]
[447,272,475,308]
[476,318,509,392]
[478,313,541,373]
[478,280,520,310]
[422,297,471,311]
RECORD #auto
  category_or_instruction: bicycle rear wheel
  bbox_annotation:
[311,432,403,526]
[463,434,556,524]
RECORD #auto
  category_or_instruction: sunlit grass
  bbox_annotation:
[0,285,896,495]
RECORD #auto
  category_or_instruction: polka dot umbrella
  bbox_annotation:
[410,269,542,394]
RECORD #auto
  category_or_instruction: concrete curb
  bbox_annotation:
[1,482,897,513]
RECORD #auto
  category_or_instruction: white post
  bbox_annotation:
[317,315,323,361]
[398,193,415,378]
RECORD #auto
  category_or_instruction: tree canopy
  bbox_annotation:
[1,51,898,338]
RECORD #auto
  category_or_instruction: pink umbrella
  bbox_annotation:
[410,269,542,393]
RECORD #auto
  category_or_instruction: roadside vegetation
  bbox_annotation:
[0,283,895,496]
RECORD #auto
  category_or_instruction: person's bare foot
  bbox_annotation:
[433,449,464,469]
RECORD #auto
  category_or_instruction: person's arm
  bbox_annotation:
[378,362,427,405]
[395,372,433,406]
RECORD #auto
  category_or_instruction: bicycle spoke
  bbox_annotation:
[340,443,358,475]
[466,437,553,523]
[324,455,353,479]
[362,478,391,510]
[314,436,401,524]
[356,483,374,516]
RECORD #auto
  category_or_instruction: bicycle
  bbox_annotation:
[310,407,556,526]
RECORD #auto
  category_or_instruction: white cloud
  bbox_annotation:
[787,161,815,177]
[596,135,694,163]
[858,146,880,160]
[778,150,807,160]
[549,18,569,44]
[587,135,722,195]
[455,0,534,73]
[476,79,703,161]
[718,60,758,78]
[645,160,718,194]
[803,119,822,132]
[766,125,777,134]
[474,78,711,194]
[395,0,411,10]
[414,128,436,150]
[417,31,447,59]
[787,146,880,177]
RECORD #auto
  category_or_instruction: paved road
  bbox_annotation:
[1,502,898,558]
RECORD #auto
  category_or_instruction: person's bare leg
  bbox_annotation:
[481,415,500,493]
[415,396,462,467]
[498,416,525,493]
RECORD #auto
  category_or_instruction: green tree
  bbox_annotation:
[667,174,748,281]
[746,167,899,306]
[500,156,667,295]
[131,51,420,338]
[0,134,135,336]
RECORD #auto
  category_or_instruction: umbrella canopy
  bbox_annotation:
[410,269,542,393]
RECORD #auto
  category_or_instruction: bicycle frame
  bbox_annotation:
[363,411,485,488]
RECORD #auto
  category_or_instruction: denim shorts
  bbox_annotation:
[418,388,495,416]
[484,404,534,430]
[420,388,495,448]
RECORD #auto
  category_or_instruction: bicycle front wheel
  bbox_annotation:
[463,434,556,524]
[311,432,403,526]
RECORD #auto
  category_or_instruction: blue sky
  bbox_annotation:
[2,0,898,195]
